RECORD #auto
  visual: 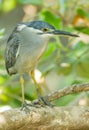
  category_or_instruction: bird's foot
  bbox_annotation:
[38,96,54,107]
[20,101,30,111]
[20,97,54,110]
[32,96,54,108]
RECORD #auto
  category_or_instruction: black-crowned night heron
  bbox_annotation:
[5,21,79,106]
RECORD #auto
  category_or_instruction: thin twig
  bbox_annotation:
[32,83,89,104]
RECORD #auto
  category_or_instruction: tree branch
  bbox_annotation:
[0,106,89,130]
[32,83,89,104]
[0,83,89,130]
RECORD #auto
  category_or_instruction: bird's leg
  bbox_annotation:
[20,76,27,109]
[31,70,42,97]
[31,70,53,106]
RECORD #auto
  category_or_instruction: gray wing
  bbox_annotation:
[5,27,20,75]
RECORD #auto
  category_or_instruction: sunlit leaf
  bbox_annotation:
[0,28,5,35]
[0,28,5,39]
[77,8,89,19]
[75,26,89,35]
[3,0,16,12]
[42,42,57,60]
[76,61,89,78]
[39,10,62,28]
[0,77,5,84]
[58,64,72,75]
[55,94,78,106]
[18,0,43,5]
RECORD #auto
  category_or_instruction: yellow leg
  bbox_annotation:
[31,70,53,106]
[20,76,25,104]
[30,70,42,97]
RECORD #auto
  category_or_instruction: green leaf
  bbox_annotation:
[55,94,78,106]
[77,8,89,19]
[68,41,89,62]
[0,28,5,35]
[0,77,5,84]
[73,41,86,50]
[3,0,16,12]
[0,28,5,39]
[75,27,89,35]
[58,64,72,75]
[76,61,89,78]
[18,0,43,5]
[39,10,62,29]
[42,42,57,60]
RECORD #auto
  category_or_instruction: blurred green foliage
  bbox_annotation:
[0,0,89,108]
[0,28,5,39]
[0,0,43,12]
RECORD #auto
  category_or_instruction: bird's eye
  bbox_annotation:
[42,28,49,32]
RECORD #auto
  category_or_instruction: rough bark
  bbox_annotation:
[0,106,89,130]
[1,83,89,130]
[33,83,89,104]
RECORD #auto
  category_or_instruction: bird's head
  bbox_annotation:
[17,20,79,40]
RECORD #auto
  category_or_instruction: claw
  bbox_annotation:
[38,96,54,107]
[30,70,54,107]
[20,101,30,111]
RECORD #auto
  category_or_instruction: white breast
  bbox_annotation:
[14,27,49,73]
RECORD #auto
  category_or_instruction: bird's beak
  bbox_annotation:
[50,30,79,37]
